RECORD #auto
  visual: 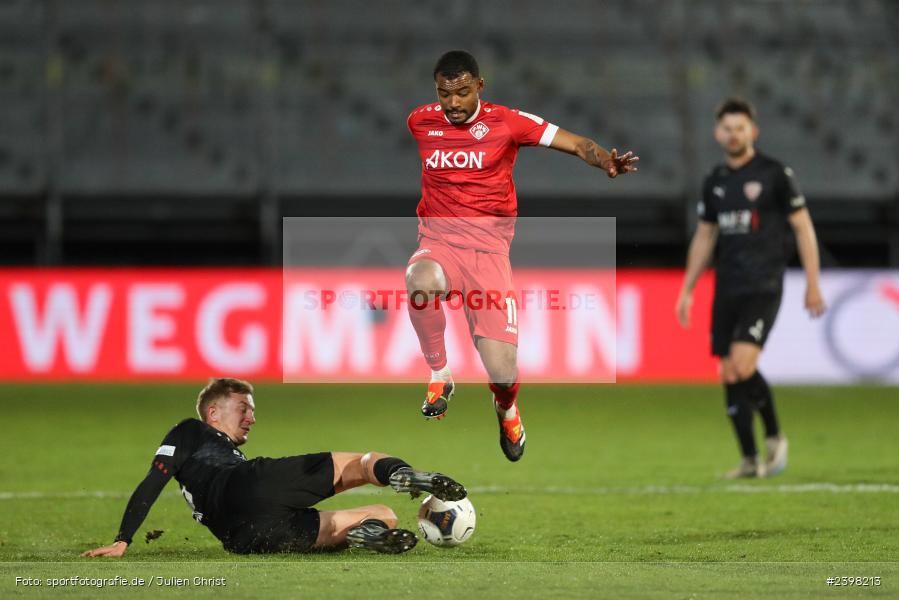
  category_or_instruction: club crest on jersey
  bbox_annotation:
[469,122,490,140]
[743,181,763,202]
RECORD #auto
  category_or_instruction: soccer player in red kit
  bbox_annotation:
[405,51,639,461]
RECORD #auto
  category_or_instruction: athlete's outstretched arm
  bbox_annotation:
[788,208,826,318]
[676,222,719,328]
[548,128,639,178]
[81,467,171,557]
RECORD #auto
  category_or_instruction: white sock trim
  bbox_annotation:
[494,399,518,420]
[430,365,452,383]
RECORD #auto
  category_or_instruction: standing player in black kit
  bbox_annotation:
[82,378,466,556]
[676,98,826,478]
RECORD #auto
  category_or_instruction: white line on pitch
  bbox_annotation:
[463,483,899,495]
[2,482,898,501]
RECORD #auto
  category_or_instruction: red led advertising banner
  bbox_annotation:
[0,268,717,382]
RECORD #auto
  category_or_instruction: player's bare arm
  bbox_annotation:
[676,221,719,327]
[548,128,639,178]
[788,207,826,318]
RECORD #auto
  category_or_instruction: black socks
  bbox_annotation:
[725,378,758,457]
[725,369,779,458]
[372,457,411,486]
[746,371,779,438]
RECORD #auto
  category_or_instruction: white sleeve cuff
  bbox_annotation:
[538,123,559,147]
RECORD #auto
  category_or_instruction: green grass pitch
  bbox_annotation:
[2,383,898,598]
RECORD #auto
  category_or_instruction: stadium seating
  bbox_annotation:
[0,0,895,265]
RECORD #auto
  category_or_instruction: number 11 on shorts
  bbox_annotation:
[506,297,517,327]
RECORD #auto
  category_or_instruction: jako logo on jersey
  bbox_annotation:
[469,122,489,140]
[428,130,444,136]
[425,149,486,170]
[744,181,762,202]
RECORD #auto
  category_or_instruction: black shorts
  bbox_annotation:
[711,291,782,357]
[215,452,336,554]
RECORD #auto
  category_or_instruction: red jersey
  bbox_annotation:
[407,100,558,254]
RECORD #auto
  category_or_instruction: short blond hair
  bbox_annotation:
[196,378,254,422]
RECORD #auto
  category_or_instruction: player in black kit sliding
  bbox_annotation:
[676,98,826,478]
[82,378,466,556]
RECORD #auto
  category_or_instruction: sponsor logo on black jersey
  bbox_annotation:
[718,209,753,234]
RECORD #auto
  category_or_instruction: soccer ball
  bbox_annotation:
[416,495,476,547]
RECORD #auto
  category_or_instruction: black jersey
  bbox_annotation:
[698,152,806,296]
[115,419,247,544]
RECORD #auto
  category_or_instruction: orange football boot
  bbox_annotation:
[495,399,526,462]
[421,380,455,420]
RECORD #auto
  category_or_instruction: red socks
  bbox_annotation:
[489,380,520,411]
[408,299,447,371]
[409,294,521,413]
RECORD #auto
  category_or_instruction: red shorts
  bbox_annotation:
[408,237,518,346]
